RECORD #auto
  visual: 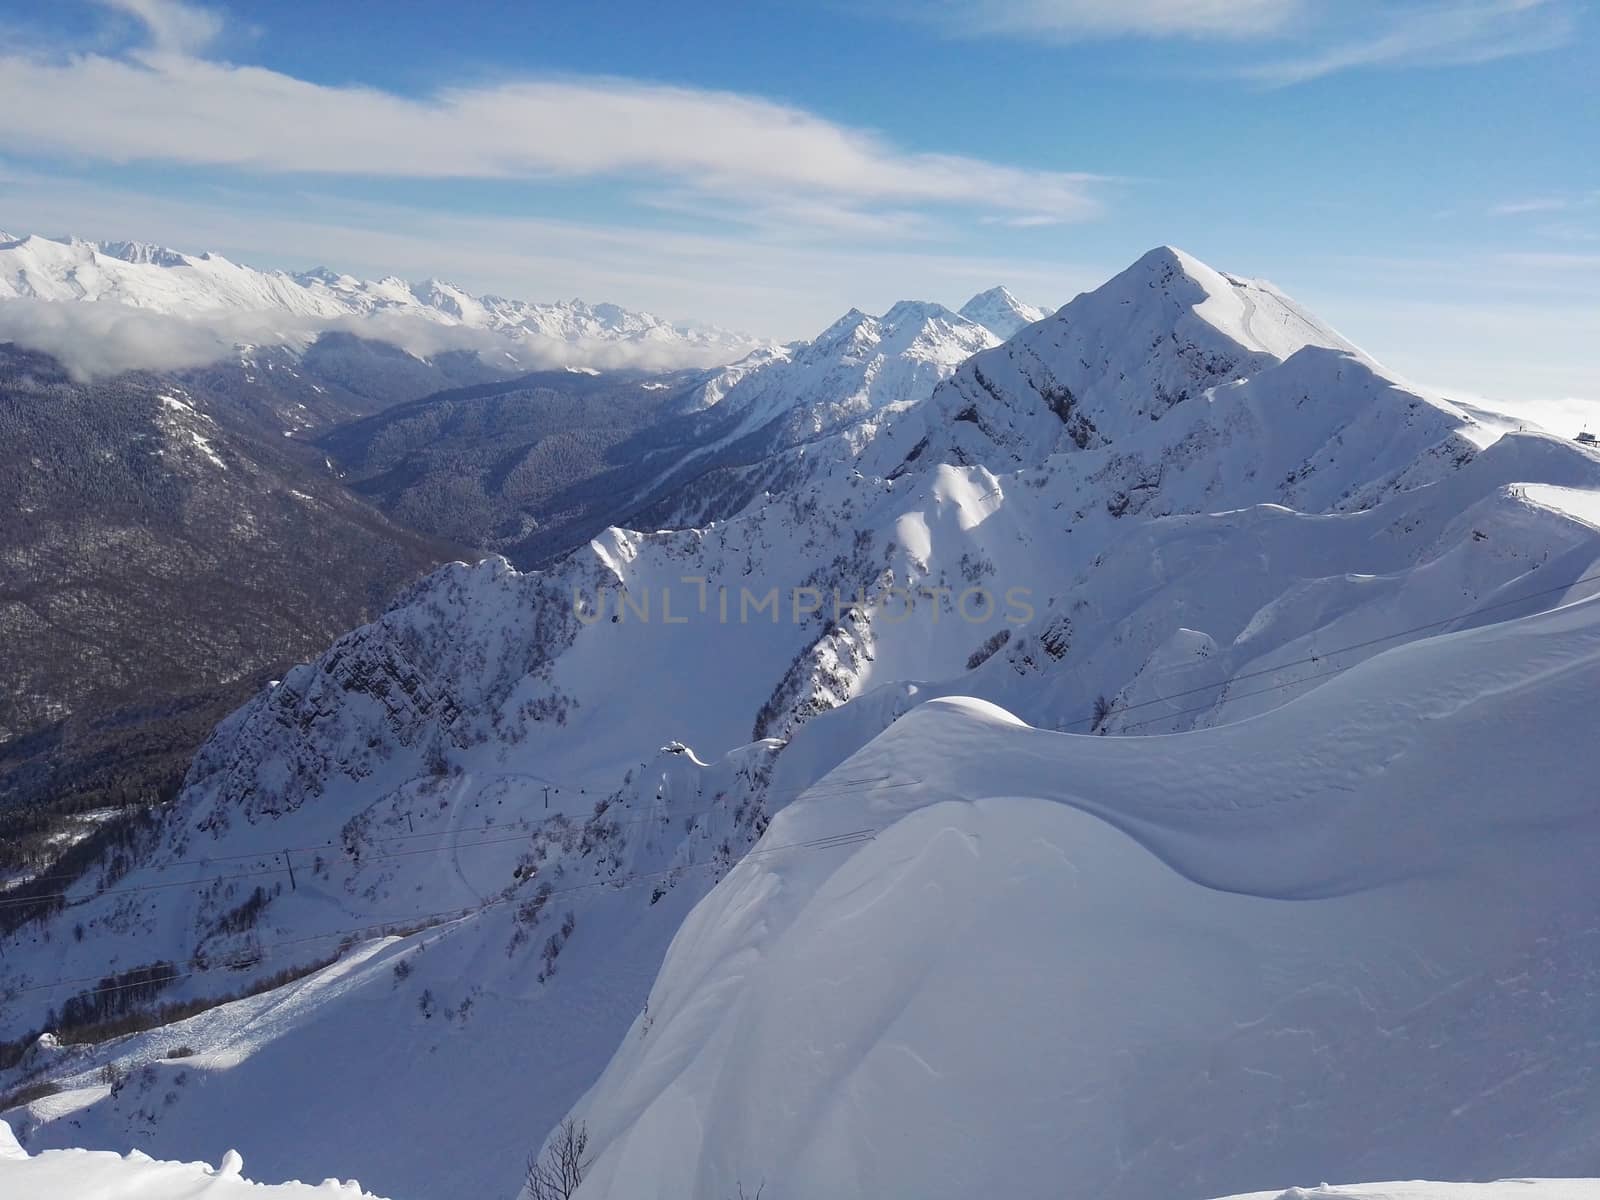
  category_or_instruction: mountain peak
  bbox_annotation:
[880,299,964,329]
[296,265,354,285]
[97,239,190,268]
[959,285,1048,339]
[1097,244,1359,362]
[961,284,1023,308]
[1130,243,1195,270]
[867,246,1371,476]
[814,306,873,345]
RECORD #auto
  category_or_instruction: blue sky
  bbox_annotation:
[0,0,1595,404]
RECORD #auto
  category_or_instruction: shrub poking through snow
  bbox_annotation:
[525,1118,590,1200]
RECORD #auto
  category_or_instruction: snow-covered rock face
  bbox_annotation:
[958,284,1049,339]
[6,246,1600,1200]
[0,232,765,365]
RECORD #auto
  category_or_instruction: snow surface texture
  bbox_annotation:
[4,246,1599,1200]
[560,606,1600,1199]
[0,231,766,376]
[4,1122,1590,1200]
[0,1119,388,1198]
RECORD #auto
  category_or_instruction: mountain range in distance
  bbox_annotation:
[0,229,1056,382]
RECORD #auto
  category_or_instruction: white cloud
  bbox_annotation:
[0,298,304,380]
[0,18,1101,227]
[0,296,754,382]
[96,0,223,55]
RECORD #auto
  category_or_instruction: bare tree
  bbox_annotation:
[1091,693,1114,733]
[525,1118,591,1200]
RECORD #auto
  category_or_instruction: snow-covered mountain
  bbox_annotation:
[0,231,765,368]
[4,247,1599,1200]
[866,245,1365,477]
[958,283,1049,338]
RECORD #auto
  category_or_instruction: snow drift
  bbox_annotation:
[558,591,1600,1199]
[0,1119,388,1198]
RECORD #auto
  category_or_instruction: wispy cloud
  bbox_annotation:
[639,189,945,242]
[0,3,1103,229]
[95,0,222,55]
[900,0,1302,40]
[873,0,1576,83]
[1489,190,1600,217]
[1491,197,1577,216]
[1496,251,1600,269]
[981,213,1073,228]
[1236,0,1576,85]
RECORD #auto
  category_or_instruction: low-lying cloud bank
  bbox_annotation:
[0,298,740,381]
